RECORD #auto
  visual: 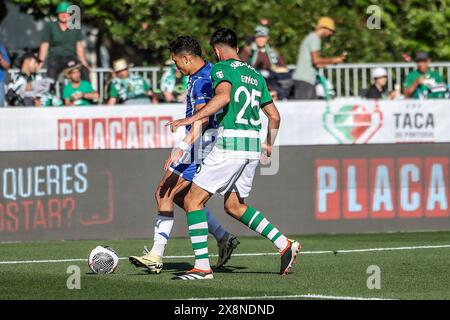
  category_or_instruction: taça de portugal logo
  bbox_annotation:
[323,103,383,143]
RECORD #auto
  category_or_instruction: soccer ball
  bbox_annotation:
[88,245,119,274]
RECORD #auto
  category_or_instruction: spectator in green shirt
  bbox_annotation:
[62,60,98,106]
[403,52,446,99]
[38,2,91,82]
[107,59,159,105]
[160,61,188,103]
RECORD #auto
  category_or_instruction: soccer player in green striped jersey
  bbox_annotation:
[169,29,300,280]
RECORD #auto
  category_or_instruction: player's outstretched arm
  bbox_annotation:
[167,82,231,132]
[262,102,281,157]
[184,103,210,145]
[163,104,209,171]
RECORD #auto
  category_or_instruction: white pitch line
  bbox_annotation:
[184,294,394,300]
[0,258,87,264]
[330,244,450,254]
[1,244,450,265]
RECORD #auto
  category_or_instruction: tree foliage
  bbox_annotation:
[11,0,450,64]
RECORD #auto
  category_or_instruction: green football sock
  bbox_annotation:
[240,206,289,252]
[187,209,211,271]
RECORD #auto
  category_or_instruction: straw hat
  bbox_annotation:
[113,58,130,73]
[63,60,82,77]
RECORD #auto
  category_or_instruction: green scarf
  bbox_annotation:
[249,42,279,67]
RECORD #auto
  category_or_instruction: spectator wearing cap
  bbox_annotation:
[292,17,346,100]
[240,25,287,74]
[62,60,99,106]
[364,68,400,100]
[0,43,11,107]
[365,68,388,99]
[7,52,43,106]
[403,52,446,99]
[107,59,158,105]
[240,25,290,100]
[38,1,91,82]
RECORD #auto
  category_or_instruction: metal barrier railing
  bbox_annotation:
[6,62,450,101]
[316,62,450,97]
[6,66,165,103]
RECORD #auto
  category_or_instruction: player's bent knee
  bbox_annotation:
[224,203,243,219]
[158,196,175,212]
[224,194,248,219]
[156,184,175,201]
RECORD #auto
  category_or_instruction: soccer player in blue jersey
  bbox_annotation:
[129,36,239,274]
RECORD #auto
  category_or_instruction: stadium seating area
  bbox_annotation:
[2,61,449,107]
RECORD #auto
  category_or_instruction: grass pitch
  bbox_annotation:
[1,231,450,300]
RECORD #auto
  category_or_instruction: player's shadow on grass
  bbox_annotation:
[162,262,194,271]
[166,264,253,277]
[214,266,279,275]
[125,262,194,275]
[213,266,248,273]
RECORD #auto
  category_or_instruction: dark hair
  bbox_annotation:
[168,36,202,57]
[20,51,39,66]
[209,28,238,48]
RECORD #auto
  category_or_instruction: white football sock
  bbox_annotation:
[205,207,227,241]
[150,214,174,257]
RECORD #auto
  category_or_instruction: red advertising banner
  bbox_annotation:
[315,156,450,221]
[57,116,175,150]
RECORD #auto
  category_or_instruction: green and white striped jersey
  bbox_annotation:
[8,72,43,95]
[211,59,273,159]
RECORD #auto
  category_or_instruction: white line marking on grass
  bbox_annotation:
[1,244,450,265]
[184,294,394,300]
[158,244,450,258]
[328,244,450,254]
[0,258,87,264]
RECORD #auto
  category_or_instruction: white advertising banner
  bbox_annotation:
[0,105,186,151]
[0,99,449,151]
[272,99,447,145]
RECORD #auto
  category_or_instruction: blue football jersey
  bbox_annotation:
[185,61,215,131]
[169,61,217,181]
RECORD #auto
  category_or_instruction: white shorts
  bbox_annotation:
[192,150,259,198]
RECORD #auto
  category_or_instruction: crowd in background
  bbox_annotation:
[0,1,449,107]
